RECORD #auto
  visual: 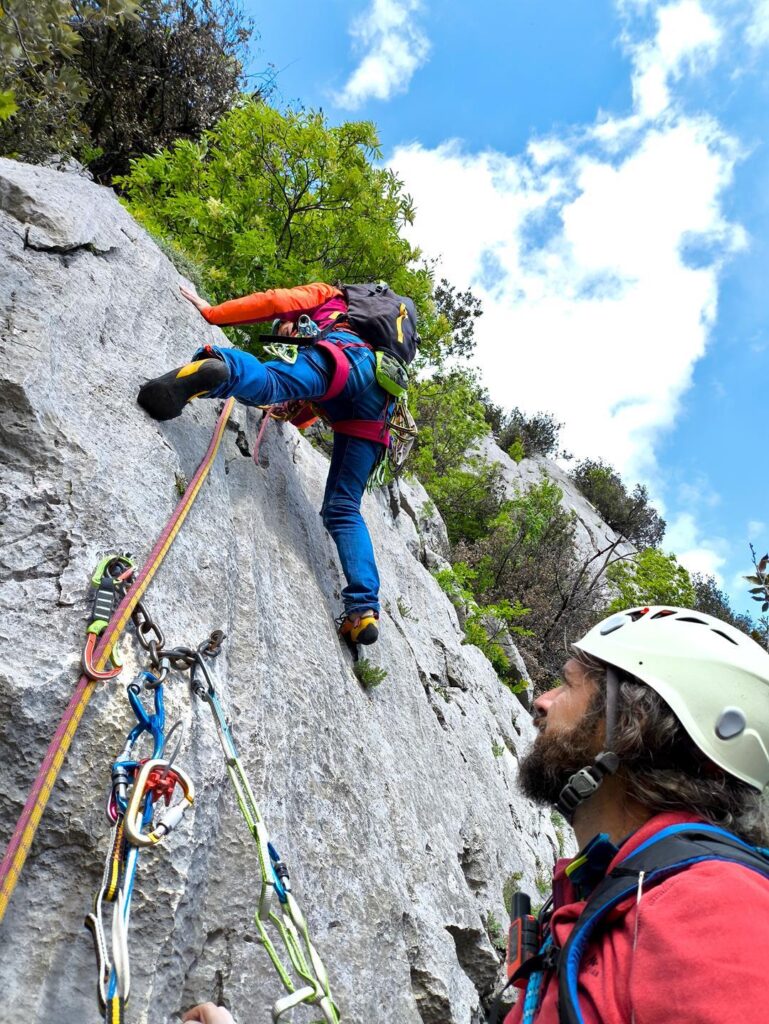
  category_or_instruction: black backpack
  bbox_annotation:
[338,282,420,366]
[490,823,769,1024]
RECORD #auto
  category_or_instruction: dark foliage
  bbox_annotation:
[692,573,755,637]
[430,278,483,362]
[0,0,254,181]
[79,0,253,182]
[496,407,565,460]
[572,458,666,549]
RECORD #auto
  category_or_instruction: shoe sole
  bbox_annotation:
[137,360,228,421]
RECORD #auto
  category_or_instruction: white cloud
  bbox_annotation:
[392,112,744,481]
[677,476,721,509]
[387,0,749,492]
[665,512,728,582]
[748,520,767,540]
[334,0,430,109]
[746,0,769,47]
[628,0,722,119]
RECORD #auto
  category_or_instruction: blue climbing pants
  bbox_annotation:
[206,334,389,615]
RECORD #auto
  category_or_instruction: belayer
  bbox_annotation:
[498,605,769,1024]
[138,281,419,647]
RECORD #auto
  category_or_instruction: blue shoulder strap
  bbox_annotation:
[557,824,769,1024]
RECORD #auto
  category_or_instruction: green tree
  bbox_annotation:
[456,479,623,686]
[606,548,695,613]
[409,368,502,543]
[572,458,666,549]
[423,463,504,545]
[410,369,491,483]
[119,102,434,313]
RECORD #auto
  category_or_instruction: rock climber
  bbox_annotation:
[138,282,402,647]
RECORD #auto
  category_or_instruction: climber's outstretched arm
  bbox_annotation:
[179,282,342,326]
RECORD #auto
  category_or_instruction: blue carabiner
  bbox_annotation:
[268,842,289,904]
[126,672,166,759]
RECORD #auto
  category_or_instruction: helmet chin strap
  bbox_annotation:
[556,666,621,822]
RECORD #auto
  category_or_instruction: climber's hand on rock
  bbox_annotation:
[180,286,211,316]
[182,1001,234,1024]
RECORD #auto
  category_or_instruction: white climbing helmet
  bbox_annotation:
[573,607,769,792]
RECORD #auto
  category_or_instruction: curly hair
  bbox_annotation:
[572,650,769,846]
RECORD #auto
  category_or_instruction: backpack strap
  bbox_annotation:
[557,825,769,1024]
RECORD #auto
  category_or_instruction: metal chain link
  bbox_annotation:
[90,588,336,1023]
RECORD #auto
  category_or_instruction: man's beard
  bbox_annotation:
[518,705,603,807]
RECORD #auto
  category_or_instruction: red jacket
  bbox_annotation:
[505,811,769,1024]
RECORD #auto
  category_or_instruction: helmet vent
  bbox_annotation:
[599,615,627,636]
[651,609,676,619]
[676,616,708,624]
[710,628,738,646]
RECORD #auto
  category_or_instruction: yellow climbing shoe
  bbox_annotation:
[137,356,229,421]
[338,610,379,646]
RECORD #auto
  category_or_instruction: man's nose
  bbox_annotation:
[533,686,561,716]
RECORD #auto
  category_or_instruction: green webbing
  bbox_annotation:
[197,686,340,1024]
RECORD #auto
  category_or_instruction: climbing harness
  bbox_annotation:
[0,398,235,925]
[189,650,340,1023]
[252,340,417,486]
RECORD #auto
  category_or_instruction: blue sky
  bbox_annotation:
[246,0,769,616]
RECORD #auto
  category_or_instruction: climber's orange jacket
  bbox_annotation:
[201,283,347,331]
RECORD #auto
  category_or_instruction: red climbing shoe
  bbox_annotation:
[137,356,229,421]
[338,610,379,646]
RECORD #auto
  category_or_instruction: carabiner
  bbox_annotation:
[126,675,166,759]
[81,553,135,681]
[124,759,195,847]
[82,631,123,681]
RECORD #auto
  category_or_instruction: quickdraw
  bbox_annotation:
[189,649,340,1024]
[367,395,418,490]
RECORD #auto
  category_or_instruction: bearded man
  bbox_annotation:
[501,605,769,1024]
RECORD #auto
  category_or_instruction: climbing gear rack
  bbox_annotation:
[0,398,235,924]
[86,599,219,1024]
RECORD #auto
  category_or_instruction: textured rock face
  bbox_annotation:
[0,159,573,1024]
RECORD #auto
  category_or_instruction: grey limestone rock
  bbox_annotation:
[472,435,635,566]
[0,159,573,1024]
